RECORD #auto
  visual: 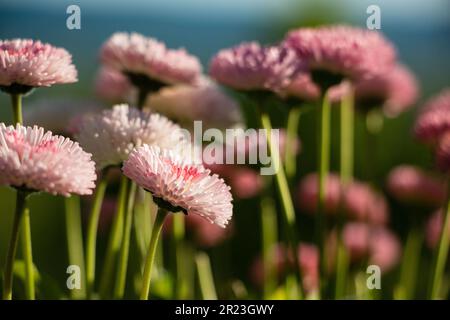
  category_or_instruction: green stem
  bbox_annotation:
[65,196,86,299]
[195,252,218,300]
[285,106,302,181]
[397,224,422,299]
[260,177,278,299]
[2,190,28,300]
[98,176,128,298]
[317,91,331,297]
[11,93,23,124]
[140,208,168,300]
[429,179,450,299]
[335,88,354,299]
[20,208,35,300]
[259,111,304,299]
[113,180,137,299]
[85,176,108,299]
[173,213,185,299]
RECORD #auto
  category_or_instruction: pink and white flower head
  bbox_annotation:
[386,165,445,207]
[0,39,77,94]
[23,98,104,136]
[122,145,233,227]
[94,67,135,104]
[0,123,96,196]
[209,42,304,93]
[75,104,189,170]
[146,77,242,129]
[414,88,450,143]
[426,209,450,248]
[284,25,396,87]
[436,132,450,172]
[100,32,202,87]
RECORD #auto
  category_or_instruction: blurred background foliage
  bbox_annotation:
[0,0,449,298]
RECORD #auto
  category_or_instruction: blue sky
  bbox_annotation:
[3,0,449,25]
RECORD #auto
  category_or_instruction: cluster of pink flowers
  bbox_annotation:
[298,173,388,225]
[327,223,401,273]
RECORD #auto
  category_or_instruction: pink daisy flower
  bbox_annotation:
[100,32,202,88]
[75,104,189,169]
[284,25,396,87]
[414,88,450,143]
[387,165,445,207]
[209,42,304,93]
[0,123,96,196]
[146,77,242,129]
[122,145,233,227]
[94,67,135,104]
[0,39,77,94]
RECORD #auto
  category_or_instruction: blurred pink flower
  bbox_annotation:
[94,67,135,103]
[298,173,342,214]
[333,64,419,117]
[298,173,389,225]
[387,165,445,207]
[426,209,450,248]
[100,32,202,86]
[369,227,401,272]
[250,243,319,293]
[344,181,389,225]
[0,123,96,196]
[146,78,242,129]
[327,223,401,273]
[284,25,396,83]
[414,88,450,143]
[209,42,303,93]
[122,145,233,227]
[0,39,77,93]
[75,104,188,169]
